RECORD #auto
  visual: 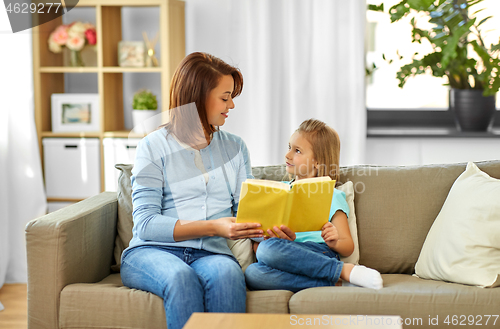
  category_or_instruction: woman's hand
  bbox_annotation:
[321,222,339,248]
[213,217,264,240]
[267,225,296,241]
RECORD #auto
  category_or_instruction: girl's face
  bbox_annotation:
[205,74,235,127]
[285,131,318,180]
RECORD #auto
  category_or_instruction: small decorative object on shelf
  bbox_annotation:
[143,31,159,67]
[51,93,100,132]
[48,22,97,67]
[118,41,146,67]
[132,89,160,134]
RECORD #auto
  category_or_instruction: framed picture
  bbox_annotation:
[51,94,100,133]
[118,41,145,67]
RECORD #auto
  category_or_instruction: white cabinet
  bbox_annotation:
[43,138,101,199]
[103,138,142,191]
[366,138,500,166]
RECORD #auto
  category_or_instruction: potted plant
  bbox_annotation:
[132,89,160,134]
[370,0,500,131]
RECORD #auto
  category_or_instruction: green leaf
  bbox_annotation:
[485,74,500,96]
[472,8,485,16]
[467,0,484,8]
[389,1,410,22]
[491,41,500,53]
[368,4,384,12]
[441,18,475,68]
[477,16,493,27]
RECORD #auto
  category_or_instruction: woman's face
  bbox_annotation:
[205,74,235,127]
[285,131,318,180]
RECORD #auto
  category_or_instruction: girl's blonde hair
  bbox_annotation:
[296,119,340,182]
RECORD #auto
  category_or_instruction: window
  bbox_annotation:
[366,0,500,111]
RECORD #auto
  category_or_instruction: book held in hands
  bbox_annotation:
[236,176,336,235]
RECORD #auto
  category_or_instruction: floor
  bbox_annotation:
[0,284,27,329]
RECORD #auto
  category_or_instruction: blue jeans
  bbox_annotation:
[121,246,246,329]
[245,238,343,293]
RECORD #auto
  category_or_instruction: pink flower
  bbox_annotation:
[52,25,68,45]
[67,34,85,51]
[85,28,97,45]
[48,37,62,53]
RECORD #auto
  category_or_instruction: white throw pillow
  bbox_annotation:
[415,162,500,288]
[227,238,255,273]
[337,181,360,265]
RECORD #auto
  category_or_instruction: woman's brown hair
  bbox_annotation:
[296,119,341,182]
[164,52,243,144]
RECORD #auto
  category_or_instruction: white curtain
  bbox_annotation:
[185,0,366,166]
[0,6,47,294]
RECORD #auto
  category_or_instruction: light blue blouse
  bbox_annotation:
[124,127,254,257]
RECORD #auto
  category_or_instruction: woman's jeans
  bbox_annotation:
[245,238,344,293]
[121,246,246,329]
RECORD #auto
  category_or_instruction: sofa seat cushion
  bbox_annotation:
[60,274,293,329]
[289,274,500,326]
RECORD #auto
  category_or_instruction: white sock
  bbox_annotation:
[349,265,383,290]
[0,301,4,312]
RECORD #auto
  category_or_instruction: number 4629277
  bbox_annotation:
[6,2,62,14]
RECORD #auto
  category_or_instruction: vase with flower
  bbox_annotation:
[48,22,97,67]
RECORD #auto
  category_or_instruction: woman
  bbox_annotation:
[121,52,263,329]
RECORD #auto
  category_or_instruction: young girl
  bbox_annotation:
[245,119,383,292]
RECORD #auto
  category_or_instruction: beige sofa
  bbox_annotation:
[26,161,500,329]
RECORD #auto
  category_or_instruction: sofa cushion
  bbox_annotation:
[59,274,293,329]
[112,164,134,272]
[337,160,500,275]
[336,181,359,264]
[289,274,500,324]
[415,162,500,288]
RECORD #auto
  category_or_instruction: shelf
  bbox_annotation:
[41,132,101,138]
[102,67,162,73]
[367,127,500,138]
[33,0,185,196]
[40,67,99,73]
[39,67,162,73]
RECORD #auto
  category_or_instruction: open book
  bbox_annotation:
[236,176,336,235]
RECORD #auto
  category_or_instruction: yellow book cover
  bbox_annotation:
[236,177,336,235]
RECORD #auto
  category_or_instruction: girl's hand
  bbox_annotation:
[321,222,339,248]
[267,225,296,241]
[214,217,264,240]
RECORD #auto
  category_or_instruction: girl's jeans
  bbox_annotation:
[121,246,246,329]
[245,238,344,293]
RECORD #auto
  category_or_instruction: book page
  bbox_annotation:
[290,176,331,186]
[286,179,336,232]
[236,181,289,233]
[243,179,290,190]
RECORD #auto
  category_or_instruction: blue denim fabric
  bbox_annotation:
[245,238,343,293]
[121,246,246,329]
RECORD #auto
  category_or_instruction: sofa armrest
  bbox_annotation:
[25,192,118,329]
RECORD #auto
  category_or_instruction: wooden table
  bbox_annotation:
[183,313,403,329]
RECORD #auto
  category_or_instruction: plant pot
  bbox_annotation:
[449,89,496,132]
[132,109,161,134]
